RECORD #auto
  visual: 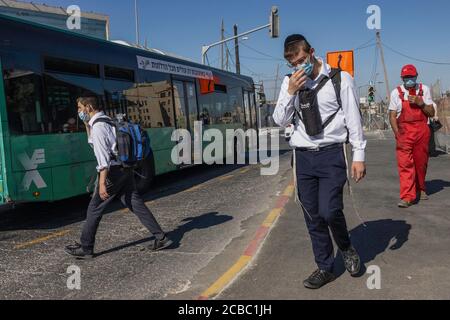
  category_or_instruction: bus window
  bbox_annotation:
[44,74,103,134]
[228,87,244,124]
[243,91,251,129]
[3,69,45,135]
[132,72,175,128]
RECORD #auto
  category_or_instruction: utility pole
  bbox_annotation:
[234,24,241,75]
[273,64,280,102]
[376,31,390,102]
[135,0,140,45]
[221,20,225,70]
[225,44,229,71]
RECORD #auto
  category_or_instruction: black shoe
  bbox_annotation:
[65,243,94,259]
[149,236,173,251]
[341,246,361,276]
[303,269,336,289]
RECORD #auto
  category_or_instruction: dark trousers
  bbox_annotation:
[80,166,165,251]
[429,124,437,156]
[295,146,351,272]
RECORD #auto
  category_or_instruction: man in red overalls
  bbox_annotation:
[389,64,436,208]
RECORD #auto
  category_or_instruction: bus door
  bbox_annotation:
[172,79,199,165]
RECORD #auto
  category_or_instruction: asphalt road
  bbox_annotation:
[0,135,294,300]
[219,131,450,300]
[1,131,449,300]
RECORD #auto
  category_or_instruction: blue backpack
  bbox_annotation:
[93,116,151,168]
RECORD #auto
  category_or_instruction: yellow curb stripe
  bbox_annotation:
[14,230,71,250]
[283,185,295,197]
[262,208,282,227]
[199,182,295,299]
[200,255,252,298]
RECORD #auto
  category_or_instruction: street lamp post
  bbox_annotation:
[201,6,279,65]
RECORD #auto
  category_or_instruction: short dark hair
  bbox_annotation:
[77,96,101,111]
[284,34,312,61]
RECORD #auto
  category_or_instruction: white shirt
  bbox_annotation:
[273,58,367,162]
[388,84,434,118]
[88,112,120,172]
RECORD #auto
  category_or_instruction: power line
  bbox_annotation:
[354,37,376,51]
[382,42,450,66]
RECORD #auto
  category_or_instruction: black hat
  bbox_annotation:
[284,34,310,50]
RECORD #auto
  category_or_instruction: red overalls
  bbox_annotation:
[396,84,430,202]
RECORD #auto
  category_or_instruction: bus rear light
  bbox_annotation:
[33,192,41,198]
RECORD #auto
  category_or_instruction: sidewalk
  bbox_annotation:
[219,134,450,300]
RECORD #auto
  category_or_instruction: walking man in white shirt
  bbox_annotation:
[273,34,367,289]
[65,97,172,259]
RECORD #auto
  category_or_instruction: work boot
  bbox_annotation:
[303,269,336,289]
[398,200,413,208]
[341,246,361,276]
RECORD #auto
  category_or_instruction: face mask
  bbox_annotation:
[78,111,90,122]
[292,55,314,77]
[404,77,417,88]
[300,55,314,77]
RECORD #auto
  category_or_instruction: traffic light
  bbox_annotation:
[270,6,279,38]
[368,86,375,103]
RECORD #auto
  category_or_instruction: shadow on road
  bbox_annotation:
[94,211,233,257]
[166,211,234,250]
[426,179,450,196]
[334,219,411,277]
[0,164,247,233]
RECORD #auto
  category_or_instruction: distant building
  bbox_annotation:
[0,0,109,40]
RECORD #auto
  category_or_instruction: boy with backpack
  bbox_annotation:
[65,96,172,259]
[273,34,367,289]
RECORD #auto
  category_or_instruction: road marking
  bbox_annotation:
[198,181,295,300]
[199,255,251,300]
[239,167,251,174]
[218,175,234,181]
[283,185,295,197]
[262,208,282,228]
[14,230,71,250]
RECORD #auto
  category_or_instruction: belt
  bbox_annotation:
[295,143,343,152]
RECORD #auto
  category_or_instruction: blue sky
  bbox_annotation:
[25,0,450,101]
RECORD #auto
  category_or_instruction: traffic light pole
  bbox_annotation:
[202,6,279,65]
[201,23,271,65]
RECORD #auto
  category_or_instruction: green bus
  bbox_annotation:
[0,14,258,207]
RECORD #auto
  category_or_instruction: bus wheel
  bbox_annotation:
[135,155,155,194]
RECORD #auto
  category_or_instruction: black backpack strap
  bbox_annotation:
[330,68,342,109]
[321,68,343,129]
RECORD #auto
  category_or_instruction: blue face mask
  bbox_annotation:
[404,77,417,88]
[300,56,314,77]
[292,55,314,77]
[78,111,90,122]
